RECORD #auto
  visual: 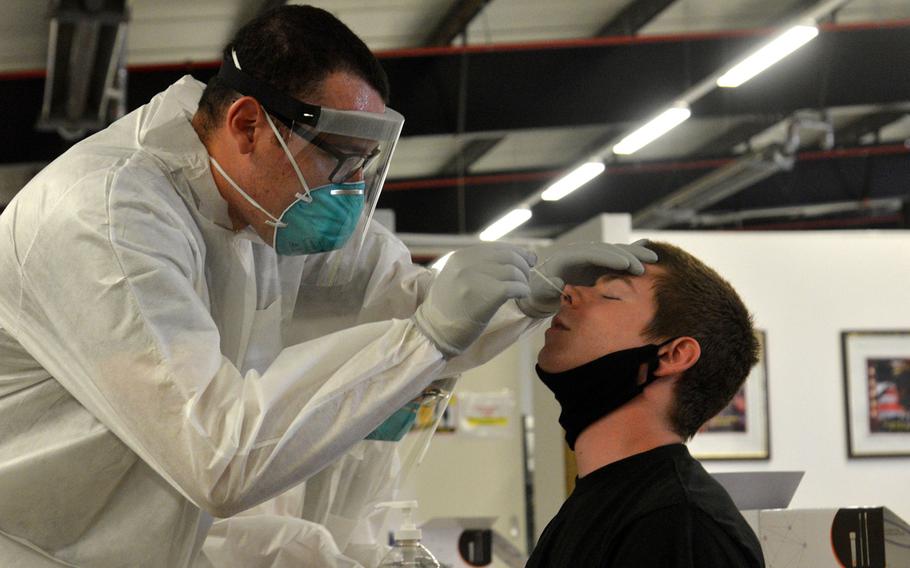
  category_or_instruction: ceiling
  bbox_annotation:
[2,0,910,246]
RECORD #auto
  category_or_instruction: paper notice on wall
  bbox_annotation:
[458,390,515,438]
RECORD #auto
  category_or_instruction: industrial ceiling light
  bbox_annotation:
[479,208,532,241]
[38,0,130,140]
[540,161,605,201]
[612,105,691,156]
[716,24,819,88]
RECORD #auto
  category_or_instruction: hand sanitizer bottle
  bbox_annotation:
[376,500,440,567]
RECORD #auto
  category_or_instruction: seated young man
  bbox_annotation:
[526,241,765,567]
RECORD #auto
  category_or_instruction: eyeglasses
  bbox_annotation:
[308,135,381,184]
[266,110,383,184]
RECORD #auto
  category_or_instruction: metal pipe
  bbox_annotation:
[689,197,905,227]
[632,146,795,229]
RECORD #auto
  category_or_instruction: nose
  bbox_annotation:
[561,283,578,305]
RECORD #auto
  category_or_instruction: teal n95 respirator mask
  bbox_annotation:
[211,152,365,255]
[212,47,404,285]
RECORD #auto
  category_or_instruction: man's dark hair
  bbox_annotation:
[642,241,760,440]
[195,5,390,139]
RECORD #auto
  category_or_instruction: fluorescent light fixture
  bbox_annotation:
[540,161,606,201]
[612,106,691,156]
[479,208,532,241]
[717,25,819,88]
[431,251,455,272]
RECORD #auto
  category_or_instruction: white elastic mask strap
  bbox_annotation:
[264,112,313,203]
[210,156,286,228]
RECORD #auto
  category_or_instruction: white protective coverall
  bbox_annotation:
[199,437,413,568]
[0,76,539,567]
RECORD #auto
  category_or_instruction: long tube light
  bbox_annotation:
[540,161,606,201]
[612,106,691,156]
[479,208,532,241]
[716,25,819,88]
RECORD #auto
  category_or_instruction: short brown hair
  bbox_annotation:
[642,241,759,439]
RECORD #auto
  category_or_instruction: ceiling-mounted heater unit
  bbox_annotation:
[37,0,130,141]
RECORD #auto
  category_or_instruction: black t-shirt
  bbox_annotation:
[526,444,764,567]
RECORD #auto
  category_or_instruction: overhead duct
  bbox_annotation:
[632,146,795,229]
[37,0,129,141]
[687,197,906,228]
[632,111,836,229]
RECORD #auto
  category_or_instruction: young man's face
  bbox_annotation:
[537,265,661,373]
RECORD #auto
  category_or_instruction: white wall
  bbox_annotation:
[412,339,531,565]
[630,230,910,522]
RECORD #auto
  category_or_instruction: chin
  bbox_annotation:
[537,354,567,373]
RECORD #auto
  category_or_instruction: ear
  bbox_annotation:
[653,336,700,379]
[224,96,264,155]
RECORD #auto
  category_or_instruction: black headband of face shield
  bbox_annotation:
[216,49,321,130]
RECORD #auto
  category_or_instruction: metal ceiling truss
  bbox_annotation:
[4,1,909,234]
[597,0,678,36]
[422,0,684,179]
[376,140,910,234]
[381,22,910,137]
[836,110,910,146]
[425,0,490,46]
[6,19,909,163]
[460,0,903,237]
[438,136,504,176]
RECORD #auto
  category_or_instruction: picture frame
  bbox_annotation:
[688,329,770,460]
[841,330,910,458]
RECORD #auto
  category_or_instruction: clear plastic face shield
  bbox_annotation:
[307,378,456,559]
[404,378,456,470]
[216,48,404,286]
[366,377,457,487]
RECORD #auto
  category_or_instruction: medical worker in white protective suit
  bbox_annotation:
[0,6,656,567]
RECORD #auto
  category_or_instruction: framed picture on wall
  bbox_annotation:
[842,331,910,458]
[688,329,770,460]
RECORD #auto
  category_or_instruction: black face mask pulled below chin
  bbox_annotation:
[535,343,666,451]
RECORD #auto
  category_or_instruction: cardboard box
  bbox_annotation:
[757,507,910,568]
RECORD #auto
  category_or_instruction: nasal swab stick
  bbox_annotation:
[531,267,568,299]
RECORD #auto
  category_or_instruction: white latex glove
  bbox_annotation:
[414,244,534,357]
[515,240,658,318]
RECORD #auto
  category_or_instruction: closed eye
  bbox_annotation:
[601,295,620,300]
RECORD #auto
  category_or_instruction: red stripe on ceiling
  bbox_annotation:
[375,18,910,59]
[797,143,910,161]
[383,170,559,191]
